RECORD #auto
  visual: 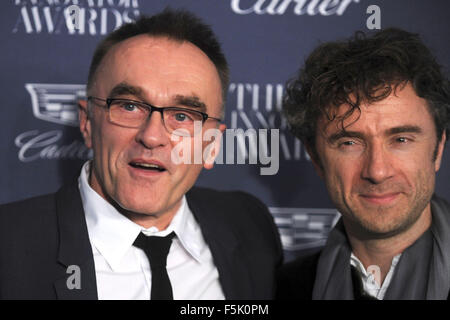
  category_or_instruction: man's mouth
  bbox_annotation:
[129,161,166,172]
[359,192,400,205]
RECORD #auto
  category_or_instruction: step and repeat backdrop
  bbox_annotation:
[1,0,450,261]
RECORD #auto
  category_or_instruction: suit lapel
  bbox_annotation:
[53,181,98,300]
[52,183,254,299]
[186,188,253,299]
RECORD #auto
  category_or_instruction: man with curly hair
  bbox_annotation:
[277,28,450,300]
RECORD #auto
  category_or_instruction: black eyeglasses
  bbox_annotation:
[87,96,222,136]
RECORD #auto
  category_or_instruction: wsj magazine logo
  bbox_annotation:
[12,0,140,35]
[15,83,92,162]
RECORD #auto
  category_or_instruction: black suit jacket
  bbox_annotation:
[276,252,381,300]
[0,182,283,299]
[276,251,377,300]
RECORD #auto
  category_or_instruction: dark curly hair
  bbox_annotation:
[283,28,450,160]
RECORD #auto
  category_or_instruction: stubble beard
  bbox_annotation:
[331,172,435,241]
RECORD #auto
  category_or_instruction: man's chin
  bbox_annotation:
[116,199,165,216]
[359,222,404,239]
[115,192,184,217]
[347,209,416,239]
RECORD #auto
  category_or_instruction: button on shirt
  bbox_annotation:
[78,161,225,300]
[350,252,401,300]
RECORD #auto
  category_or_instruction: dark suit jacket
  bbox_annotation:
[276,251,376,300]
[0,182,283,299]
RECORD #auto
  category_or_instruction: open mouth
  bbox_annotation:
[129,161,166,172]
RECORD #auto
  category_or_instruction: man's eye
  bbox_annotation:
[121,103,138,112]
[174,112,192,122]
[341,140,356,146]
[337,140,364,151]
[396,137,408,143]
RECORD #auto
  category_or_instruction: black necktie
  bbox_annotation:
[133,231,176,300]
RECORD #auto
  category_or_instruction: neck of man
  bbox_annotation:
[345,204,432,285]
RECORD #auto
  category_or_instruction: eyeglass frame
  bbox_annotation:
[86,96,223,129]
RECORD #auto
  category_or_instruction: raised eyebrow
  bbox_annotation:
[108,82,145,100]
[107,85,208,111]
[174,95,207,112]
[386,125,423,136]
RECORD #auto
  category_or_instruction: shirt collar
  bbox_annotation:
[350,252,402,280]
[78,161,205,271]
[350,251,402,299]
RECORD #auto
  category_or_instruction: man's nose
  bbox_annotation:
[361,142,395,184]
[135,111,170,149]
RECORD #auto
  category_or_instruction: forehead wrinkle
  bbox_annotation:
[95,35,222,115]
[106,82,209,113]
[322,83,431,133]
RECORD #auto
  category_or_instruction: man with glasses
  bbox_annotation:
[0,9,282,300]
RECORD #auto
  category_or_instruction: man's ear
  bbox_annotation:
[203,123,226,170]
[78,99,92,149]
[305,142,324,179]
[434,131,447,172]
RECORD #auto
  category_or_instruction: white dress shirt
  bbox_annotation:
[350,252,402,300]
[78,161,225,300]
